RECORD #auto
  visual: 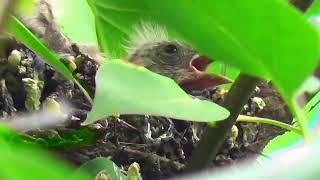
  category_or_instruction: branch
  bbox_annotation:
[186,73,261,170]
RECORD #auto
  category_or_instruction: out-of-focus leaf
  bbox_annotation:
[16,0,35,13]
[142,0,320,99]
[85,59,230,124]
[88,0,319,98]
[0,123,44,146]
[86,0,152,56]
[74,157,126,180]
[88,0,319,136]
[0,124,91,180]
[54,0,98,44]
[35,126,102,148]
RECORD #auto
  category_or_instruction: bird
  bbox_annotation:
[125,23,232,91]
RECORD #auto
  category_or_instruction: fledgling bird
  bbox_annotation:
[126,23,232,91]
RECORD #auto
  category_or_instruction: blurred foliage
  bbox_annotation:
[0,0,319,179]
[0,124,92,180]
[54,0,98,44]
[74,157,126,180]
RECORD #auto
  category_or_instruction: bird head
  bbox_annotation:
[126,23,232,91]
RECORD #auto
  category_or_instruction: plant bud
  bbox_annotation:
[42,97,61,113]
[231,125,239,141]
[8,50,21,70]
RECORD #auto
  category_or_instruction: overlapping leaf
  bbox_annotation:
[88,0,320,98]
[54,0,98,44]
[142,0,320,98]
[85,60,230,124]
[86,0,151,56]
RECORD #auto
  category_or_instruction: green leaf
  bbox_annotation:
[88,0,319,97]
[86,0,152,56]
[142,0,320,99]
[85,59,230,124]
[54,0,98,44]
[15,0,35,13]
[0,124,91,180]
[5,16,93,103]
[74,157,126,180]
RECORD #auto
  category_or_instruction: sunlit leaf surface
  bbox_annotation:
[86,60,230,124]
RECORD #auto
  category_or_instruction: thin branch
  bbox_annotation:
[238,115,302,135]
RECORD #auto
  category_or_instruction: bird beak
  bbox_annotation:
[179,55,233,91]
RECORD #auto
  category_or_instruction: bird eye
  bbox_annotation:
[164,44,178,54]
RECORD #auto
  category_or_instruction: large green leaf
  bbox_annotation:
[85,60,230,124]
[142,0,320,98]
[54,0,98,44]
[88,0,319,98]
[86,0,152,56]
[87,0,319,137]
[64,0,318,134]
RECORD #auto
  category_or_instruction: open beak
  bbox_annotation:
[179,55,233,91]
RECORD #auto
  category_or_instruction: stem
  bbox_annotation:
[186,73,261,171]
[289,0,314,12]
[238,115,302,135]
[287,98,311,139]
